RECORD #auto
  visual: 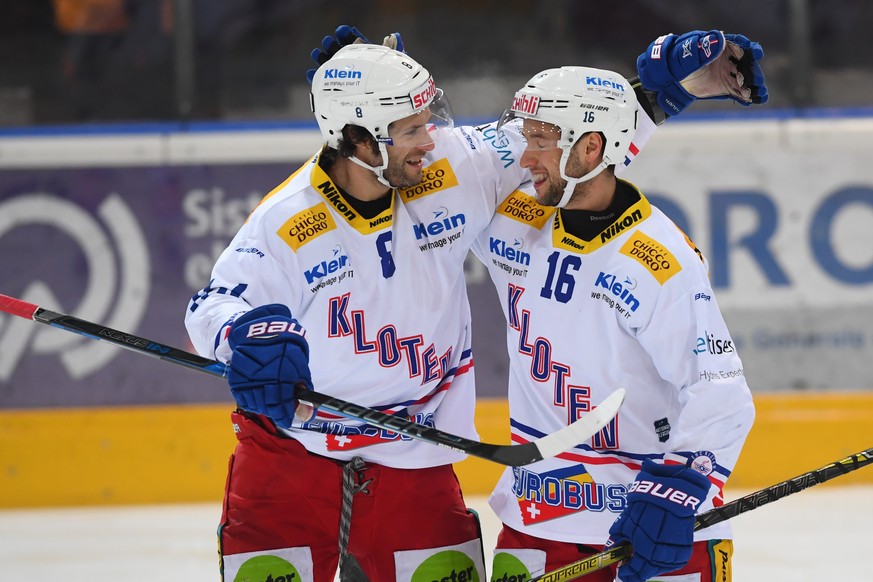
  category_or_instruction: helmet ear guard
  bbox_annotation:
[498,66,638,207]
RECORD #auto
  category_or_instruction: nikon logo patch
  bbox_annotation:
[398,158,458,202]
[620,231,682,284]
[277,202,337,251]
[497,190,554,229]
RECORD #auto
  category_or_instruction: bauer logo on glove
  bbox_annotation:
[244,319,306,340]
[626,478,703,510]
[227,303,313,429]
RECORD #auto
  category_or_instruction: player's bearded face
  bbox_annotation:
[520,120,590,207]
[383,143,432,188]
[532,152,592,207]
[383,110,437,188]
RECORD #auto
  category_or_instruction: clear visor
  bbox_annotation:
[381,88,454,148]
[496,109,562,152]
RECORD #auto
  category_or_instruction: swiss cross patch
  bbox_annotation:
[518,499,586,525]
[326,431,399,451]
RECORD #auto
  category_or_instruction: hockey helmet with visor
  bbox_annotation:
[497,66,638,207]
[310,44,453,185]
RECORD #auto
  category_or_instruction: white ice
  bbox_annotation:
[2,487,870,581]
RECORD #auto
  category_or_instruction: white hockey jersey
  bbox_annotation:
[471,184,755,544]
[185,103,658,469]
[185,122,528,468]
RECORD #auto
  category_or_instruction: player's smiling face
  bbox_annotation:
[519,119,568,206]
[383,110,436,188]
[519,119,601,208]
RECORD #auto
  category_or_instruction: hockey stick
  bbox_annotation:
[0,293,623,467]
[530,446,873,582]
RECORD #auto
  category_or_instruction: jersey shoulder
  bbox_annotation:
[246,156,327,225]
[618,205,709,290]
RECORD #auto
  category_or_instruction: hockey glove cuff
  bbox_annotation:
[607,458,711,582]
[227,304,313,429]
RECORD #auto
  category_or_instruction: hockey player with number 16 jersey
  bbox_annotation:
[476,31,764,582]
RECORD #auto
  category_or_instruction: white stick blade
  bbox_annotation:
[534,387,626,459]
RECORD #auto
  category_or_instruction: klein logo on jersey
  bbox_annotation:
[277,202,337,251]
[398,158,458,202]
[594,271,641,313]
[245,319,306,340]
[304,245,350,284]
[628,480,701,510]
[497,191,554,228]
[511,92,540,115]
[489,237,530,266]
[414,206,466,241]
[619,231,682,284]
[410,76,436,110]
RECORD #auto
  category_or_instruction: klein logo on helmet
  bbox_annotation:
[323,68,362,79]
[410,77,436,110]
[246,320,306,340]
[586,76,625,91]
[512,92,540,115]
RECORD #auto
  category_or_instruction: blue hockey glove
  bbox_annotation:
[725,33,768,105]
[637,30,768,116]
[306,24,404,83]
[227,304,312,429]
[607,459,711,582]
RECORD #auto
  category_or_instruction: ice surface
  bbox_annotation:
[2,487,871,581]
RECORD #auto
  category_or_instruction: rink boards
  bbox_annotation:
[2,115,873,507]
[1,391,872,507]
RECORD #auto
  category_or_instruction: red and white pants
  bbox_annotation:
[218,411,484,582]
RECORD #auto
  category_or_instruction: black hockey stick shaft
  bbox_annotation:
[0,293,619,467]
[531,447,873,582]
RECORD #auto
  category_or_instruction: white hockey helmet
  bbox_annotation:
[498,66,638,207]
[309,44,453,185]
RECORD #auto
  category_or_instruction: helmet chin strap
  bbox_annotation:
[556,147,608,208]
[347,142,392,188]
